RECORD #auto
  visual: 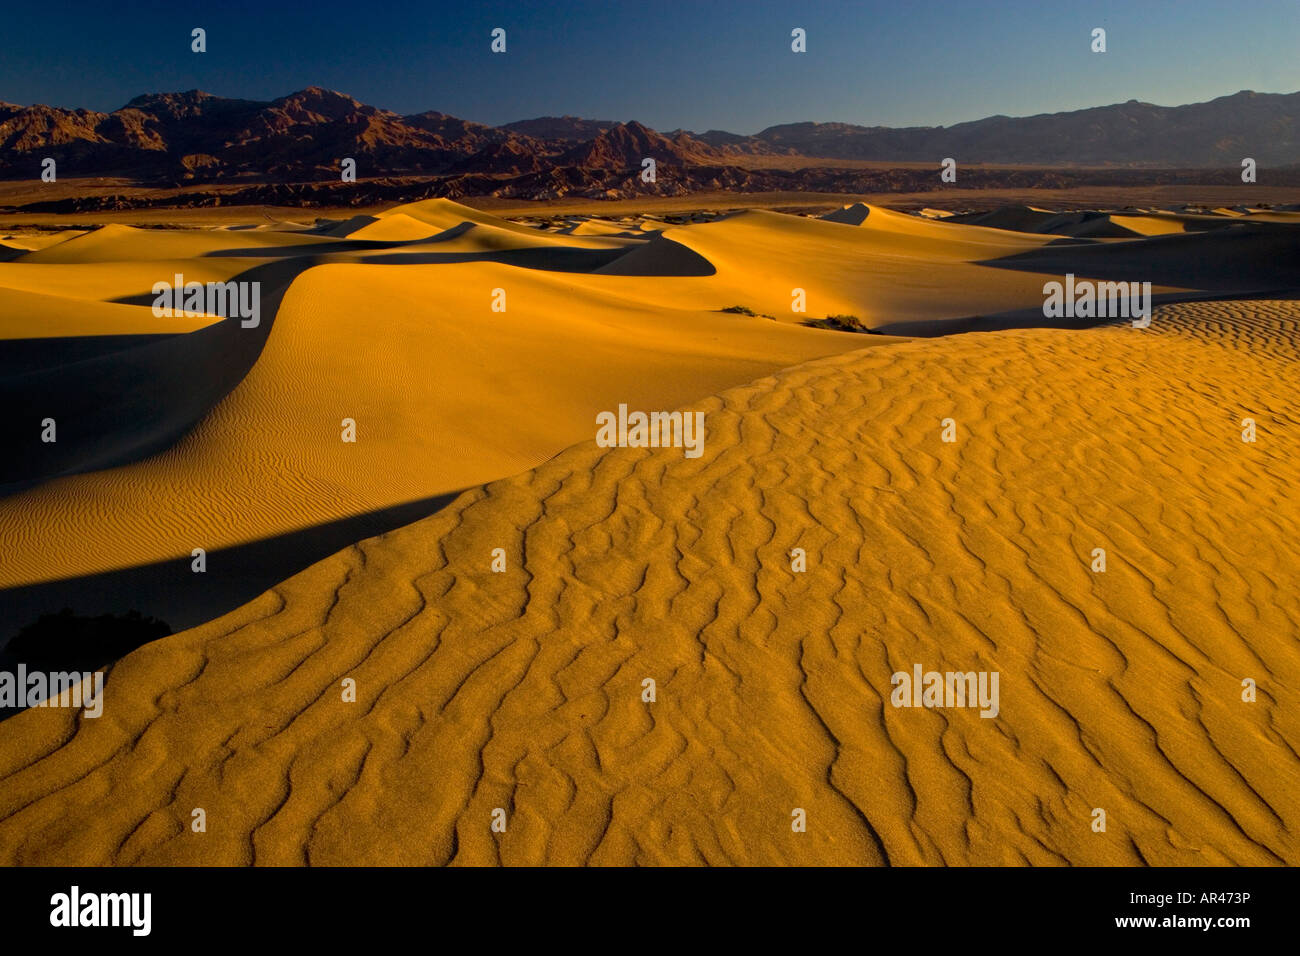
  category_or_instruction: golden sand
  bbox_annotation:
[0,201,1296,865]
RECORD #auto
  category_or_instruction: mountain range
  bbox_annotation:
[2,87,1296,206]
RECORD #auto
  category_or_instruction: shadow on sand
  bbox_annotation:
[0,489,463,720]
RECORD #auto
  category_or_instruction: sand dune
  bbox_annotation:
[18,222,339,264]
[2,199,1295,612]
[0,285,221,339]
[943,205,1141,237]
[945,203,1300,238]
[0,201,876,598]
[602,205,1160,326]
[334,213,452,242]
[0,229,88,253]
[0,257,259,309]
[0,297,1295,865]
[559,217,647,237]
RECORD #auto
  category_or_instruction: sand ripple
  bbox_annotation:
[0,299,1296,865]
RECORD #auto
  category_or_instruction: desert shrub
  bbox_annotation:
[721,305,776,319]
[804,314,877,333]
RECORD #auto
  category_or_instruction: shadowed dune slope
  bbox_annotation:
[980,224,1300,291]
[0,299,1295,866]
[0,258,312,489]
[941,205,1300,238]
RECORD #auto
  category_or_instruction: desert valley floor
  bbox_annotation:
[0,199,1296,864]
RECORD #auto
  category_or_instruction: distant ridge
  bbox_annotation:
[501,115,618,141]
[2,88,1298,205]
[749,91,1300,166]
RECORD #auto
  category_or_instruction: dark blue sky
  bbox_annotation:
[3,0,1298,133]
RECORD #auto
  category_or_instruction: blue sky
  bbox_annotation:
[3,0,1298,133]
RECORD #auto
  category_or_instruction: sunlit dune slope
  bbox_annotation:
[0,285,221,339]
[626,205,1070,324]
[0,298,1294,865]
[17,222,340,264]
[0,229,87,252]
[0,255,870,586]
[585,204,1270,326]
[0,257,268,323]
